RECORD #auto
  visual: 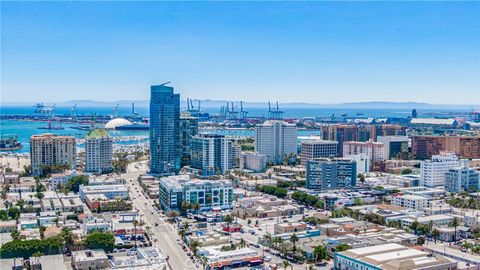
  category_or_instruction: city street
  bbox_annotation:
[124,162,199,270]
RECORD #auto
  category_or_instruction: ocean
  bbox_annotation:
[1,105,469,119]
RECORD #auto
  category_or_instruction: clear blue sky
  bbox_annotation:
[1,1,479,104]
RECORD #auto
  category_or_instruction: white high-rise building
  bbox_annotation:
[191,134,233,176]
[85,129,113,174]
[30,134,77,176]
[255,120,297,164]
[420,152,459,187]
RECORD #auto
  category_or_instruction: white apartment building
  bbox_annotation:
[391,194,429,211]
[401,214,454,229]
[191,134,233,176]
[342,140,384,165]
[30,134,76,176]
[345,153,370,173]
[300,140,338,165]
[85,129,113,174]
[50,170,77,190]
[255,120,297,164]
[445,159,480,193]
[239,152,267,172]
[420,152,459,187]
[78,184,129,200]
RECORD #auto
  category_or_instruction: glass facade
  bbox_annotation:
[149,85,180,175]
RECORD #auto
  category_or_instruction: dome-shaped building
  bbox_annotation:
[104,118,132,129]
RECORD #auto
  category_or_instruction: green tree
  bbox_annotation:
[431,229,440,244]
[64,175,89,193]
[282,260,291,270]
[450,217,460,242]
[8,207,20,220]
[334,243,351,252]
[224,214,234,232]
[35,192,44,200]
[189,240,200,255]
[290,233,299,252]
[313,245,327,263]
[0,210,8,221]
[358,173,365,185]
[84,232,115,253]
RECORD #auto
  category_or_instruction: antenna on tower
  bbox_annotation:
[160,81,171,86]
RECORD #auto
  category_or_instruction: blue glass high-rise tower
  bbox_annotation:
[149,84,180,175]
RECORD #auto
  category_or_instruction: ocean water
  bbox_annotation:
[1,105,468,119]
[0,120,148,153]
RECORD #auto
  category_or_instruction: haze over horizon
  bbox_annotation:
[1,2,479,104]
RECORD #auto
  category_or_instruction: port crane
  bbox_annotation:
[112,104,119,118]
[70,103,77,119]
[267,101,284,120]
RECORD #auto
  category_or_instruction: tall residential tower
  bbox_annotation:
[149,84,180,175]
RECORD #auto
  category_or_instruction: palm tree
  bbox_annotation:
[282,260,291,270]
[263,233,272,247]
[410,221,420,235]
[133,219,144,249]
[290,233,299,252]
[224,214,233,233]
[189,240,200,255]
[431,228,440,244]
[192,203,200,214]
[197,255,208,270]
[451,217,460,242]
[178,228,186,241]
[427,220,434,235]
[274,236,283,251]
[239,238,246,248]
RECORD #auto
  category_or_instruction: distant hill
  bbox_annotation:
[2,99,473,110]
[339,101,432,109]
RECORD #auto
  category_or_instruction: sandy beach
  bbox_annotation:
[0,155,30,173]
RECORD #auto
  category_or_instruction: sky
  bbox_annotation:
[1,1,479,105]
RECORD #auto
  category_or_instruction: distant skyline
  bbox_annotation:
[1,2,479,105]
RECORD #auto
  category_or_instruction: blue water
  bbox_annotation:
[0,120,148,153]
[1,105,468,119]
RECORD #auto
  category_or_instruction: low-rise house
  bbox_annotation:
[30,254,66,270]
[0,220,17,233]
[82,218,112,234]
[273,222,308,234]
[72,250,109,270]
[61,197,84,212]
[38,211,58,226]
